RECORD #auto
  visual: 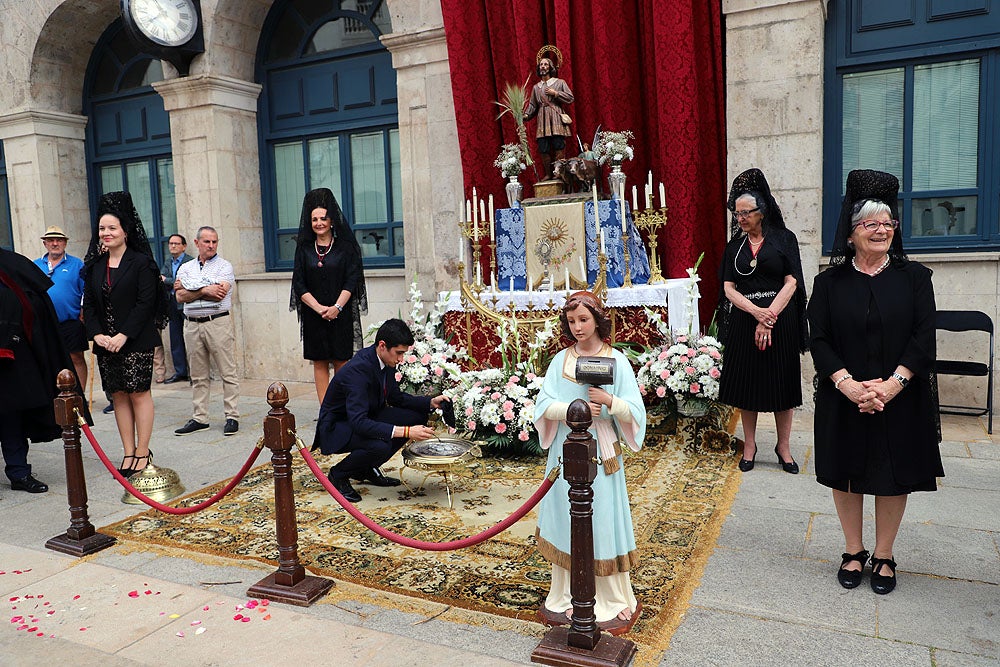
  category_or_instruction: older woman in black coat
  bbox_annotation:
[808,169,943,595]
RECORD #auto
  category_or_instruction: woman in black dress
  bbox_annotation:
[716,169,807,473]
[290,188,367,403]
[808,169,942,594]
[82,191,169,477]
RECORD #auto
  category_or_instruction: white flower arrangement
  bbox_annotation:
[391,278,467,396]
[494,143,528,178]
[637,333,723,402]
[594,130,635,166]
[444,369,545,453]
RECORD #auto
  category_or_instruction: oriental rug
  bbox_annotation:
[102,405,738,663]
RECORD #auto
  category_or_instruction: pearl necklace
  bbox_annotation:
[315,238,332,267]
[852,255,890,276]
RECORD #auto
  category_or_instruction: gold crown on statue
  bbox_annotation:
[536,44,563,69]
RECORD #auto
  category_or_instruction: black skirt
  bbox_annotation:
[718,297,802,413]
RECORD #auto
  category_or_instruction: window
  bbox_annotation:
[258,0,400,270]
[84,21,175,265]
[824,2,1000,252]
[0,142,11,251]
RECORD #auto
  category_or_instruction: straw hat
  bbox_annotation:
[40,226,69,240]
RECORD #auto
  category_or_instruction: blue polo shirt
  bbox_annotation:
[33,253,85,323]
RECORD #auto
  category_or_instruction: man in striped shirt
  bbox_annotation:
[173,226,240,436]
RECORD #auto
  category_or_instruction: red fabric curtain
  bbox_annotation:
[440,0,727,325]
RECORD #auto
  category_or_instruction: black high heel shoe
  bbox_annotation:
[130,450,152,475]
[774,446,799,474]
[870,556,897,594]
[738,447,756,472]
[837,549,869,589]
[118,455,136,477]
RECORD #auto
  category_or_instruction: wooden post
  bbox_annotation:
[46,369,116,556]
[247,382,334,606]
[532,399,636,666]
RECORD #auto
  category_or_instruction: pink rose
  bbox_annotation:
[395,372,403,382]
[434,367,444,376]
[685,366,696,375]
[699,346,708,353]
[502,401,514,411]
[491,392,502,400]
[495,423,507,434]
[527,372,536,380]
[465,407,474,416]
[659,369,670,380]
[466,420,477,430]
[709,367,721,379]
[503,411,515,421]
[690,382,701,393]
[656,386,666,398]
[421,354,431,365]
[639,384,647,394]
[518,430,530,441]
[406,355,417,363]
[687,348,696,357]
[710,349,721,359]
[658,351,669,361]
[509,375,520,384]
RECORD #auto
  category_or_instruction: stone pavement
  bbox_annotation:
[1,378,997,666]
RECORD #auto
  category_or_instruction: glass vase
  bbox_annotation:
[505,174,523,208]
[675,395,710,417]
[608,162,626,200]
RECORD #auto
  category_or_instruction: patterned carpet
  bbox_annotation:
[102,406,739,661]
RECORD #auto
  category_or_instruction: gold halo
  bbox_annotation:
[536,44,563,69]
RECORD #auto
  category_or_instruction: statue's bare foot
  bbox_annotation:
[616,608,632,621]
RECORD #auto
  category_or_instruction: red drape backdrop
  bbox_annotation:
[440,0,727,325]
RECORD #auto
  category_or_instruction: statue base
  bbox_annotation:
[529,179,565,199]
[522,191,593,207]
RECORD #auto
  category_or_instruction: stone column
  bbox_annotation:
[0,110,89,252]
[382,23,463,300]
[723,0,827,406]
[153,74,264,276]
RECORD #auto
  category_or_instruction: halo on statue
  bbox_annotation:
[536,44,563,69]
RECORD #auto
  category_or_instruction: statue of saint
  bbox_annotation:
[523,46,574,181]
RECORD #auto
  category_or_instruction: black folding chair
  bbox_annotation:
[936,310,994,434]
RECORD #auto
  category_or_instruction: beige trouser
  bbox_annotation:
[183,315,239,423]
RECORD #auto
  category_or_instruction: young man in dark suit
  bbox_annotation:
[314,318,449,502]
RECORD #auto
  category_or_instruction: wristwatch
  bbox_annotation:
[891,372,909,388]
[333,304,344,312]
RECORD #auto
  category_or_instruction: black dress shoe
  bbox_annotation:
[870,556,897,595]
[10,474,48,493]
[330,476,361,502]
[164,374,189,384]
[223,419,239,436]
[837,549,869,589]
[175,419,210,435]
[774,446,799,474]
[352,467,402,487]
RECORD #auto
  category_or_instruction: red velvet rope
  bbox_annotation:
[296,441,557,552]
[78,418,264,515]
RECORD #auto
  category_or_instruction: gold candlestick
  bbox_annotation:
[622,231,633,288]
[633,206,668,284]
[460,217,485,288]
[489,242,497,292]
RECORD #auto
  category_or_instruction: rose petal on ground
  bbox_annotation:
[195,627,206,635]
[175,631,185,638]
[128,591,139,598]
[233,614,243,621]
[190,620,201,626]
[72,595,80,600]
[202,606,210,611]
[241,617,250,623]
[262,614,271,621]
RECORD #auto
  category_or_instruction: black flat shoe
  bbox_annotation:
[330,475,361,502]
[837,549,869,589]
[352,467,402,487]
[774,446,799,474]
[870,556,897,594]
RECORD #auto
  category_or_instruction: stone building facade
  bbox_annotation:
[0,0,995,415]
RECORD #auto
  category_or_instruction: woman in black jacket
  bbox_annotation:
[82,191,169,477]
[808,170,943,595]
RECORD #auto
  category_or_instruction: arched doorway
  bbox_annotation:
[84,20,177,264]
[257,0,399,270]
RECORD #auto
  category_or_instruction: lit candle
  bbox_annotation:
[659,182,666,209]
[631,185,638,212]
[579,256,586,285]
[619,182,626,233]
[565,266,571,291]
[488,195,495,242]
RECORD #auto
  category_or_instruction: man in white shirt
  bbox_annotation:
[173,226,240,436]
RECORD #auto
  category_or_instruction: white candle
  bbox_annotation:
[528,274,533,292]
[549,274,554,292]
[591,183,599,221]
[480,200,486,227]
[619,182,626,233]
[476,262,482,286]
[509,276,514,293]
[466,199,472,225]
[600,228,607,255]
[647,170,653,192]
[564,266,571,291]
[646,186,653,210]
[488,195,495,241]
[579,256,586,284]
[631,185,638,212]
[458,236,464,264]
[659,182,666,209]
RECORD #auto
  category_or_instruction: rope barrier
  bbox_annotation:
[294,435,558,552]
[76,410,265,515]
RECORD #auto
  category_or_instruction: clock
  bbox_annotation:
[121,0,205,75]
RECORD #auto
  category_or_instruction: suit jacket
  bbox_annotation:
[313,344,432,455]
[83,248,162,354]
[161,253,193,312]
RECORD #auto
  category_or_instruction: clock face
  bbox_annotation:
[128,0,198,48]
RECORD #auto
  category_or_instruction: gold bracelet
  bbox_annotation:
[403,426,409,439]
